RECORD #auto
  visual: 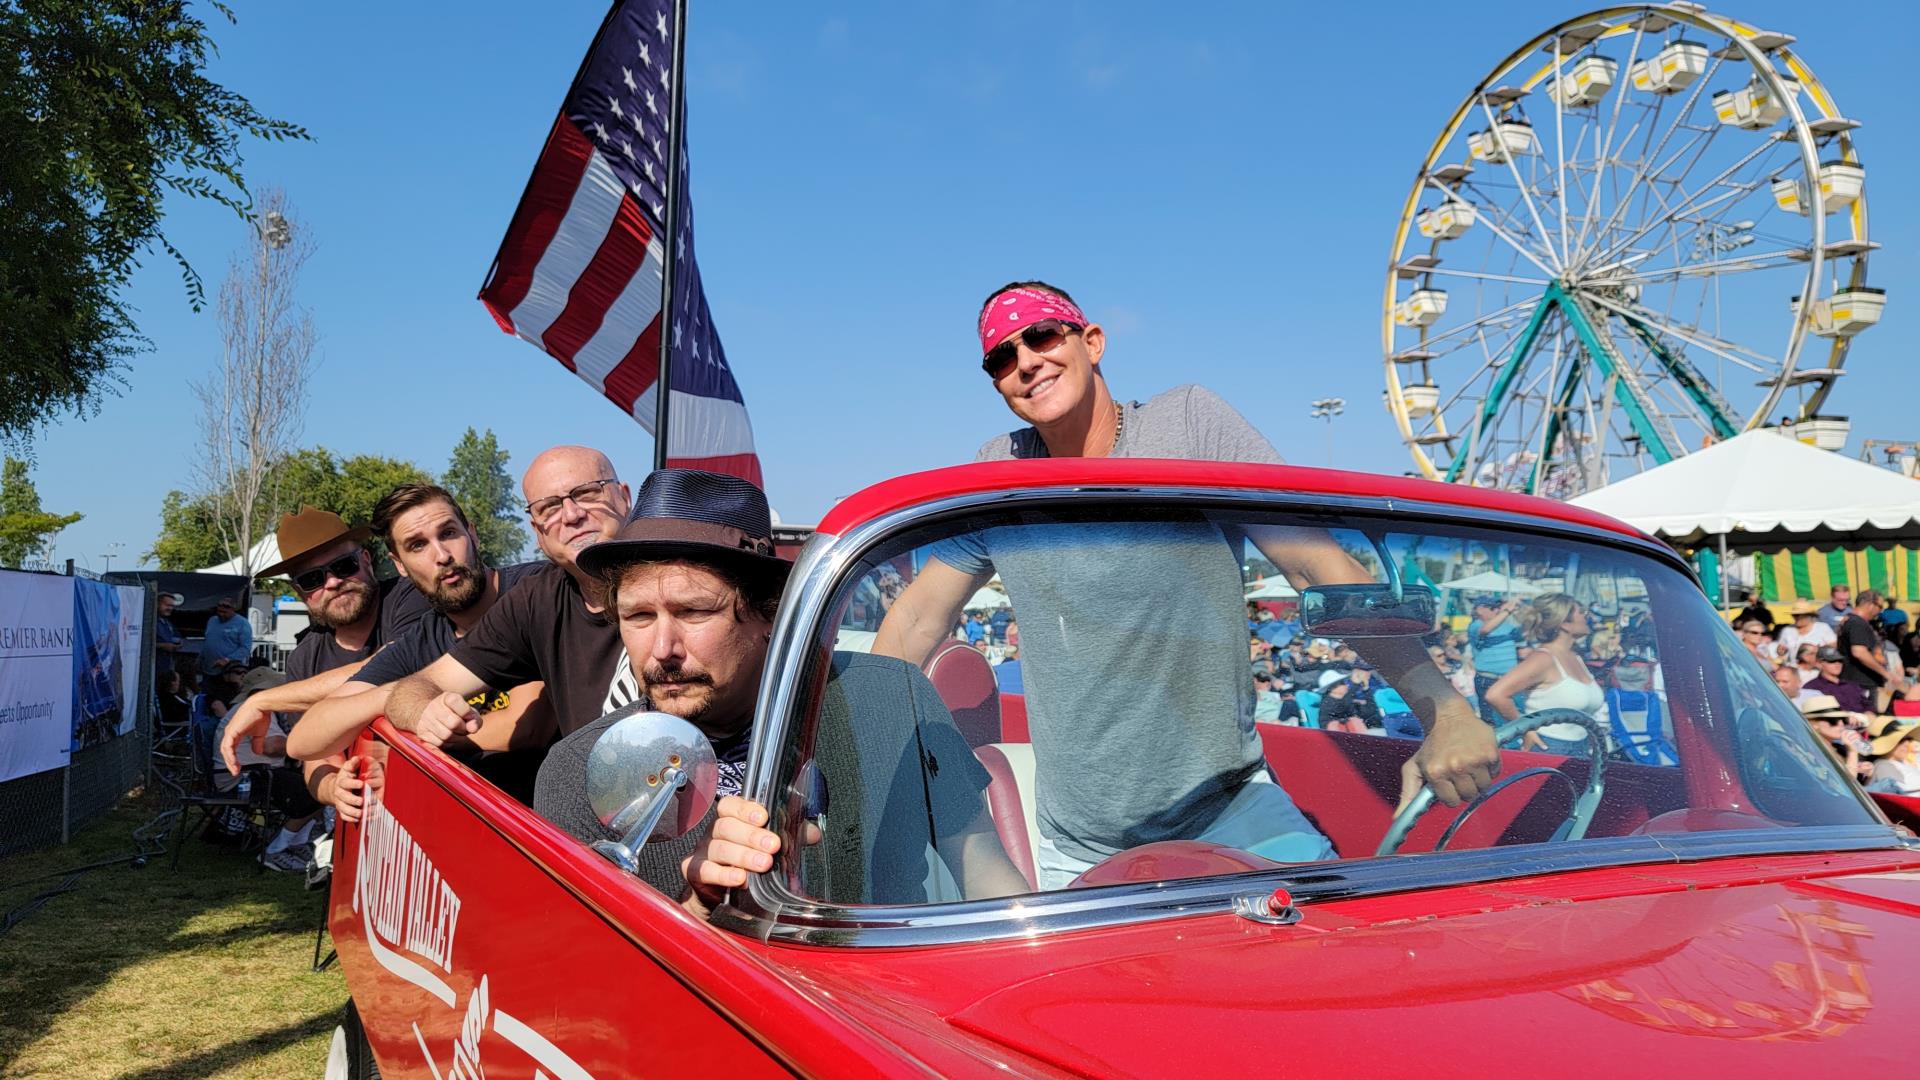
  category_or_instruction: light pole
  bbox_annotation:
[1309,397,1346,467]
[100,542,124,574]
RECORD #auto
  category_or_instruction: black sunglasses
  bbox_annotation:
[982,319,1082,378]
[292,552,363,593]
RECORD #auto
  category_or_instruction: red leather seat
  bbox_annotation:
[973,743,1039,891]
[923,638,1002,749]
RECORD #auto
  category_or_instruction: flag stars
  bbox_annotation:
[638,41,651,67]
[591,120,609,142]
[621,138,635,160]
[621,67,638,93]
[672,322,684,348]
[630,111,645,134]
[655,11,668,39]
[609,95,624,119]
[643,159,655,182]
[645,89,657,115]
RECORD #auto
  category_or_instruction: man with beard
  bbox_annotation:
[272,484,551,809]
[385,445,638,745]
[530,470,1027,915]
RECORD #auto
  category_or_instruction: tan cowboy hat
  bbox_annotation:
[254,506,371,579]
[1789,599,1819,617]
[1870,721,1920,757]
[1868,714,1917,739]
[1798,694,1851,721]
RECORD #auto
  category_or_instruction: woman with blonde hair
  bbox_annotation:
[1484,593,1607,756]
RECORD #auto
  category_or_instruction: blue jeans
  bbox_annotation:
[1534,731,1591,758]
[1035,771,1335,889]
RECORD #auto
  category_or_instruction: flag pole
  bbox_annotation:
[652,0,691,472]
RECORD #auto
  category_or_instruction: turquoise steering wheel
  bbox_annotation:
[1375,708,1609,856]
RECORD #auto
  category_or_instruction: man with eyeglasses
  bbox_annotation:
[385,445,642,744]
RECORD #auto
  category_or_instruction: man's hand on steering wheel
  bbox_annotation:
[1411,699,1500,806]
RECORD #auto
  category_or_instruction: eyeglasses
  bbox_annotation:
[982,319,1083,379]
[526,478,620,525]
[292,552,364,593]
[1742,628,1765,636]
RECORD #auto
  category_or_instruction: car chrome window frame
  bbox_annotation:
[719,484,1908,948]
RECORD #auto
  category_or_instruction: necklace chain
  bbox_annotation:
[1110,400,1125,454]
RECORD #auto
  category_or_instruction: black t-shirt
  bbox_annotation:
[447,563,636,737]
[1838,613,1884,689]
[285,576,430,683]
[349,562,546,690]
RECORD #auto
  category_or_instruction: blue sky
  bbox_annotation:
[22,0,1918,571]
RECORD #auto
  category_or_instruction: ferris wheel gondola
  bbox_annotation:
[1384,3,1879,497]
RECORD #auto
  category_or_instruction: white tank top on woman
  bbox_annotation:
[1525,651,1607,742]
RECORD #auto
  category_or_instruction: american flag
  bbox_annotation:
[479,0,761,485]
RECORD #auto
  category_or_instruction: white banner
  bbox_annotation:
[116,585,145,739]
[0,571,76,782]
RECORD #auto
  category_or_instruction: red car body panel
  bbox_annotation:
[815,459,1650,543]
[328,463,1920,1077]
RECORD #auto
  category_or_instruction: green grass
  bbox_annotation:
[0,790,346,1079]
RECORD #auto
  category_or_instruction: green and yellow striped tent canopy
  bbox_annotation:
[1752,545,1920,603]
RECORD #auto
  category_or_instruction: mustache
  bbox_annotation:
[641,662,711,687]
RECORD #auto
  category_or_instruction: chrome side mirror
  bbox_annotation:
[585,706,718,875]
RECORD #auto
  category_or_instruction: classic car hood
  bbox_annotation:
[793,852,1920,1078]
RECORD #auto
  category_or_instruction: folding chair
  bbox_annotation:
[1605,687,1678,766]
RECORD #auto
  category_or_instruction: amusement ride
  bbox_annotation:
[1383,2,1880,497]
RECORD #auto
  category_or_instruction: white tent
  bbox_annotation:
[965,586,1011,610]
[1437,570,1544,596]
[195,533,282,577]
[1570,428,1920,546]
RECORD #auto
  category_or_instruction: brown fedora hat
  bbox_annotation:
[255,506,372,579]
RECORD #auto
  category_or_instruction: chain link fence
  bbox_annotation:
[0,584,156,860]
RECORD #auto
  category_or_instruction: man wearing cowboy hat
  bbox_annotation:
[256,506,430,687]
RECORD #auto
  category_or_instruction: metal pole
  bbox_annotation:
[651,0,692,473]
[1728,526,1743,607]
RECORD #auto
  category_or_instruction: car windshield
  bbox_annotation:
[769,503,1881,908]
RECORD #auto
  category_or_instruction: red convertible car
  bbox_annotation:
[327,460,1920,1078]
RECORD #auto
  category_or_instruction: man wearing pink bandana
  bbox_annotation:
[969,281,1279,463]
[867,280,1501,887]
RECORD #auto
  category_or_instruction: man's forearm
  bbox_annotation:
[287,684,389,761]
[254,662,365,718]
[385,675,440,732]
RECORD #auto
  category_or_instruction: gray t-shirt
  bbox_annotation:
[973,383,1284,464]
[936,383,1287,864]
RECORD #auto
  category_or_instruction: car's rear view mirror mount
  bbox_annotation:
[586,705,719,876]
[1299,583,1439,638]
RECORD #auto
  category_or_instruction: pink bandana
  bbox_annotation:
[978,287,1088,358]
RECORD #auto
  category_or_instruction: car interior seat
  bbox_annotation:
[922,638,1002,749]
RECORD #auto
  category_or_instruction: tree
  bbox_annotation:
[191,188,314,580]
[148,448,432,576]
[0,456,83,568]
[442,428,526,565]
[0,0,309,443]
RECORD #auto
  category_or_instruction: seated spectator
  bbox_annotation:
[1253,668,1282,722]
[1791,642,1822,690]
[1773,664,1820,706]
[1317,670,1378,733]
[213,667,326,872]
[994,646,1024,694]
[1734,590,1776,633]
[1736,619,1775,669]
[1778,600,1836,661]
[157,671,190,731]
[1805,647,1872,713]
[1867,719,1920,795]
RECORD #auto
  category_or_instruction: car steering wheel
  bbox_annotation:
[1375,708,1609,856]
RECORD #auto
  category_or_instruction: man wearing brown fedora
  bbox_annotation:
[254,505,429,686]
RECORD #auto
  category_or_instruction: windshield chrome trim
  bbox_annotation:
[717,826,1910,947]
[732,483,1764,948]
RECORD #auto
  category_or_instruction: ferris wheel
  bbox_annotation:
[1384,3,1880,497]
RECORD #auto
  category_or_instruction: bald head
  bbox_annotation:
[522,445,631,572]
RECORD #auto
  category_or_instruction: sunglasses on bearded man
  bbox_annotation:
[292,551,365,593]
[982,319,1083,379]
